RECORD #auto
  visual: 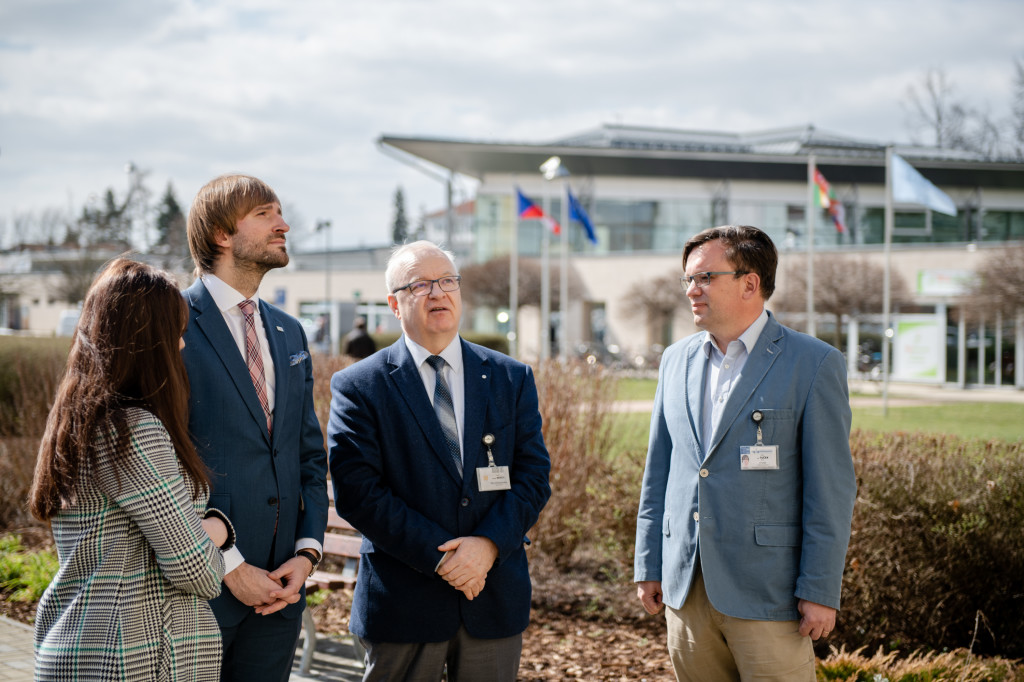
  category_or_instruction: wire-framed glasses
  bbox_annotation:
[392,276,462,297]
[679,271,746,290]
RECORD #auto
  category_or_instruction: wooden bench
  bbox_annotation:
[299,504,364,673]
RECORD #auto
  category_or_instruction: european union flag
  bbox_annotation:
[567,189,597,245]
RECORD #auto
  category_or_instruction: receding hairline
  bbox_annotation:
[385,241,458,293]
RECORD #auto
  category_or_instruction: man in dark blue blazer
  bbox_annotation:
[328,240,551,681]
[635,225,856,681]
[182,174,328,681]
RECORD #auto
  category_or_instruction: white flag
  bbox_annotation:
[891,153,957,216]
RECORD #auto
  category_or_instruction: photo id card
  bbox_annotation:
[477,465,511,491]
[740,445,779,470]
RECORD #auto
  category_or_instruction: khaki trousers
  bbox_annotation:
[665,568,814,682]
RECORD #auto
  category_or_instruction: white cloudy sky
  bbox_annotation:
[1,0,1021,251]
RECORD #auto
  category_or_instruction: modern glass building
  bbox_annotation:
[381,124,1024,389]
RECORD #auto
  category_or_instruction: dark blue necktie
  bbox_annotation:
[426,355,463,477]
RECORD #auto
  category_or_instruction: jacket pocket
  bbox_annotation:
[754,524,801,547]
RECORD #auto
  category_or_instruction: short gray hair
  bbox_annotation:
[385,241,458,293]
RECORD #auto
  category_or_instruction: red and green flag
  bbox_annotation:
[813,168,846,234]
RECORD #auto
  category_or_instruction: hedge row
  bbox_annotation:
[1,341,1022,660]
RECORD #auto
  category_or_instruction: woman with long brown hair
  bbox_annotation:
[30,258,234,681]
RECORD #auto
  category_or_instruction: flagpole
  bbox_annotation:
[540,189,551,363]
[510,184,519,359]
[806,154,816,339]
[559,179,570,362]
[882,146,894,417]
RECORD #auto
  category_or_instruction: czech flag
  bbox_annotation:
[516,187,560,234]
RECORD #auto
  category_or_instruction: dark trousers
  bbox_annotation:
[360,626,522,682]
[219,609,302,682]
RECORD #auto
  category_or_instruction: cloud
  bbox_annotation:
[1,0,1021,249]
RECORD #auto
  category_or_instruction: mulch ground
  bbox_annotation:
[4,532,674,680]
[307,552,675,681]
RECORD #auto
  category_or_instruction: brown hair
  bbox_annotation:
[30,258,207,520]
[682,224,778,300]
[187,174,279,273]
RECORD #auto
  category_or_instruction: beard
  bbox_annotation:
[232,237,289,273]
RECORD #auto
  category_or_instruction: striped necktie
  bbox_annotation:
[426,355,462,477]
[238,299,272,434]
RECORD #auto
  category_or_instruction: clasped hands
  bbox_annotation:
[223,557,311,616]
[435,536,498,600]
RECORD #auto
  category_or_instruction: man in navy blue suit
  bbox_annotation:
[182,174,328,681]
[328,240,551,681]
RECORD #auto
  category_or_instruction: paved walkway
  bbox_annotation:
[0,615,363,681]
[0,617,33,681]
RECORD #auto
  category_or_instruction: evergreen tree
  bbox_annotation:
[391,186,408,244]
[155,182,184,246]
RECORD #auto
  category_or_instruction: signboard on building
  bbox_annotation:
[893,314,945,383]
[916,269,975,297]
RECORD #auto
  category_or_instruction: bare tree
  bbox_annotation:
[1012,57,1024,160]
[775,255,910,349]
[966,245,1024,320]
[904,67,1002,156]
[620,273,686,347]
[460,254,583,312]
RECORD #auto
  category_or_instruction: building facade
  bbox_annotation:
[380,124,1024,388]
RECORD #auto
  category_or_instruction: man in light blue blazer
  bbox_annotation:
[328,241,551,681]
[634,225,856,681]
[183,174,328,681]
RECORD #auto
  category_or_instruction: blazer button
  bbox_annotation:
[693,511,700,521]
[267,497,279,506]
[460,498,470,507]
[699,468,709,478]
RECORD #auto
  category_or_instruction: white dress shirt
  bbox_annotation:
[700,309,769,454]
[403,334,466,463]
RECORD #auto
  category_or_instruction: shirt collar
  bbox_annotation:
[701,308,769,358]
[201,273,260,314]
[404,334,463,373]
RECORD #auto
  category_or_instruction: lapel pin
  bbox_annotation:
[276,325,284,332]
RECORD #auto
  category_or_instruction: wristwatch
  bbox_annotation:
[295,549,320,577]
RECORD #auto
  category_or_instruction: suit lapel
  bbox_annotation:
[186,280,270,443]
[459,340,489,475]
[684,339,707,461]
[260,302,289,445]
[706,315,784,458]
[386,340,464,484]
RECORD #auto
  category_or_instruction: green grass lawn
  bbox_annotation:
[852,402,1024,442]
[614,378,1024,443]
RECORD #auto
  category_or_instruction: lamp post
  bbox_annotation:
[316,220,332,354]
[540,156,569,362]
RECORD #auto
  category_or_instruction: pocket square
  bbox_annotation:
[289,351,309,366]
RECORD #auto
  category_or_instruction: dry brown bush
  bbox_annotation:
[529,360,642,573]
[840,430,1024,659]
[0,338,69,529]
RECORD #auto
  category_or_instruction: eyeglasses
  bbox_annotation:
[392,276,462,297]
[679,271,746,290]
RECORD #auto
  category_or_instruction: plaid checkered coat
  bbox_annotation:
[34,408,227,681]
